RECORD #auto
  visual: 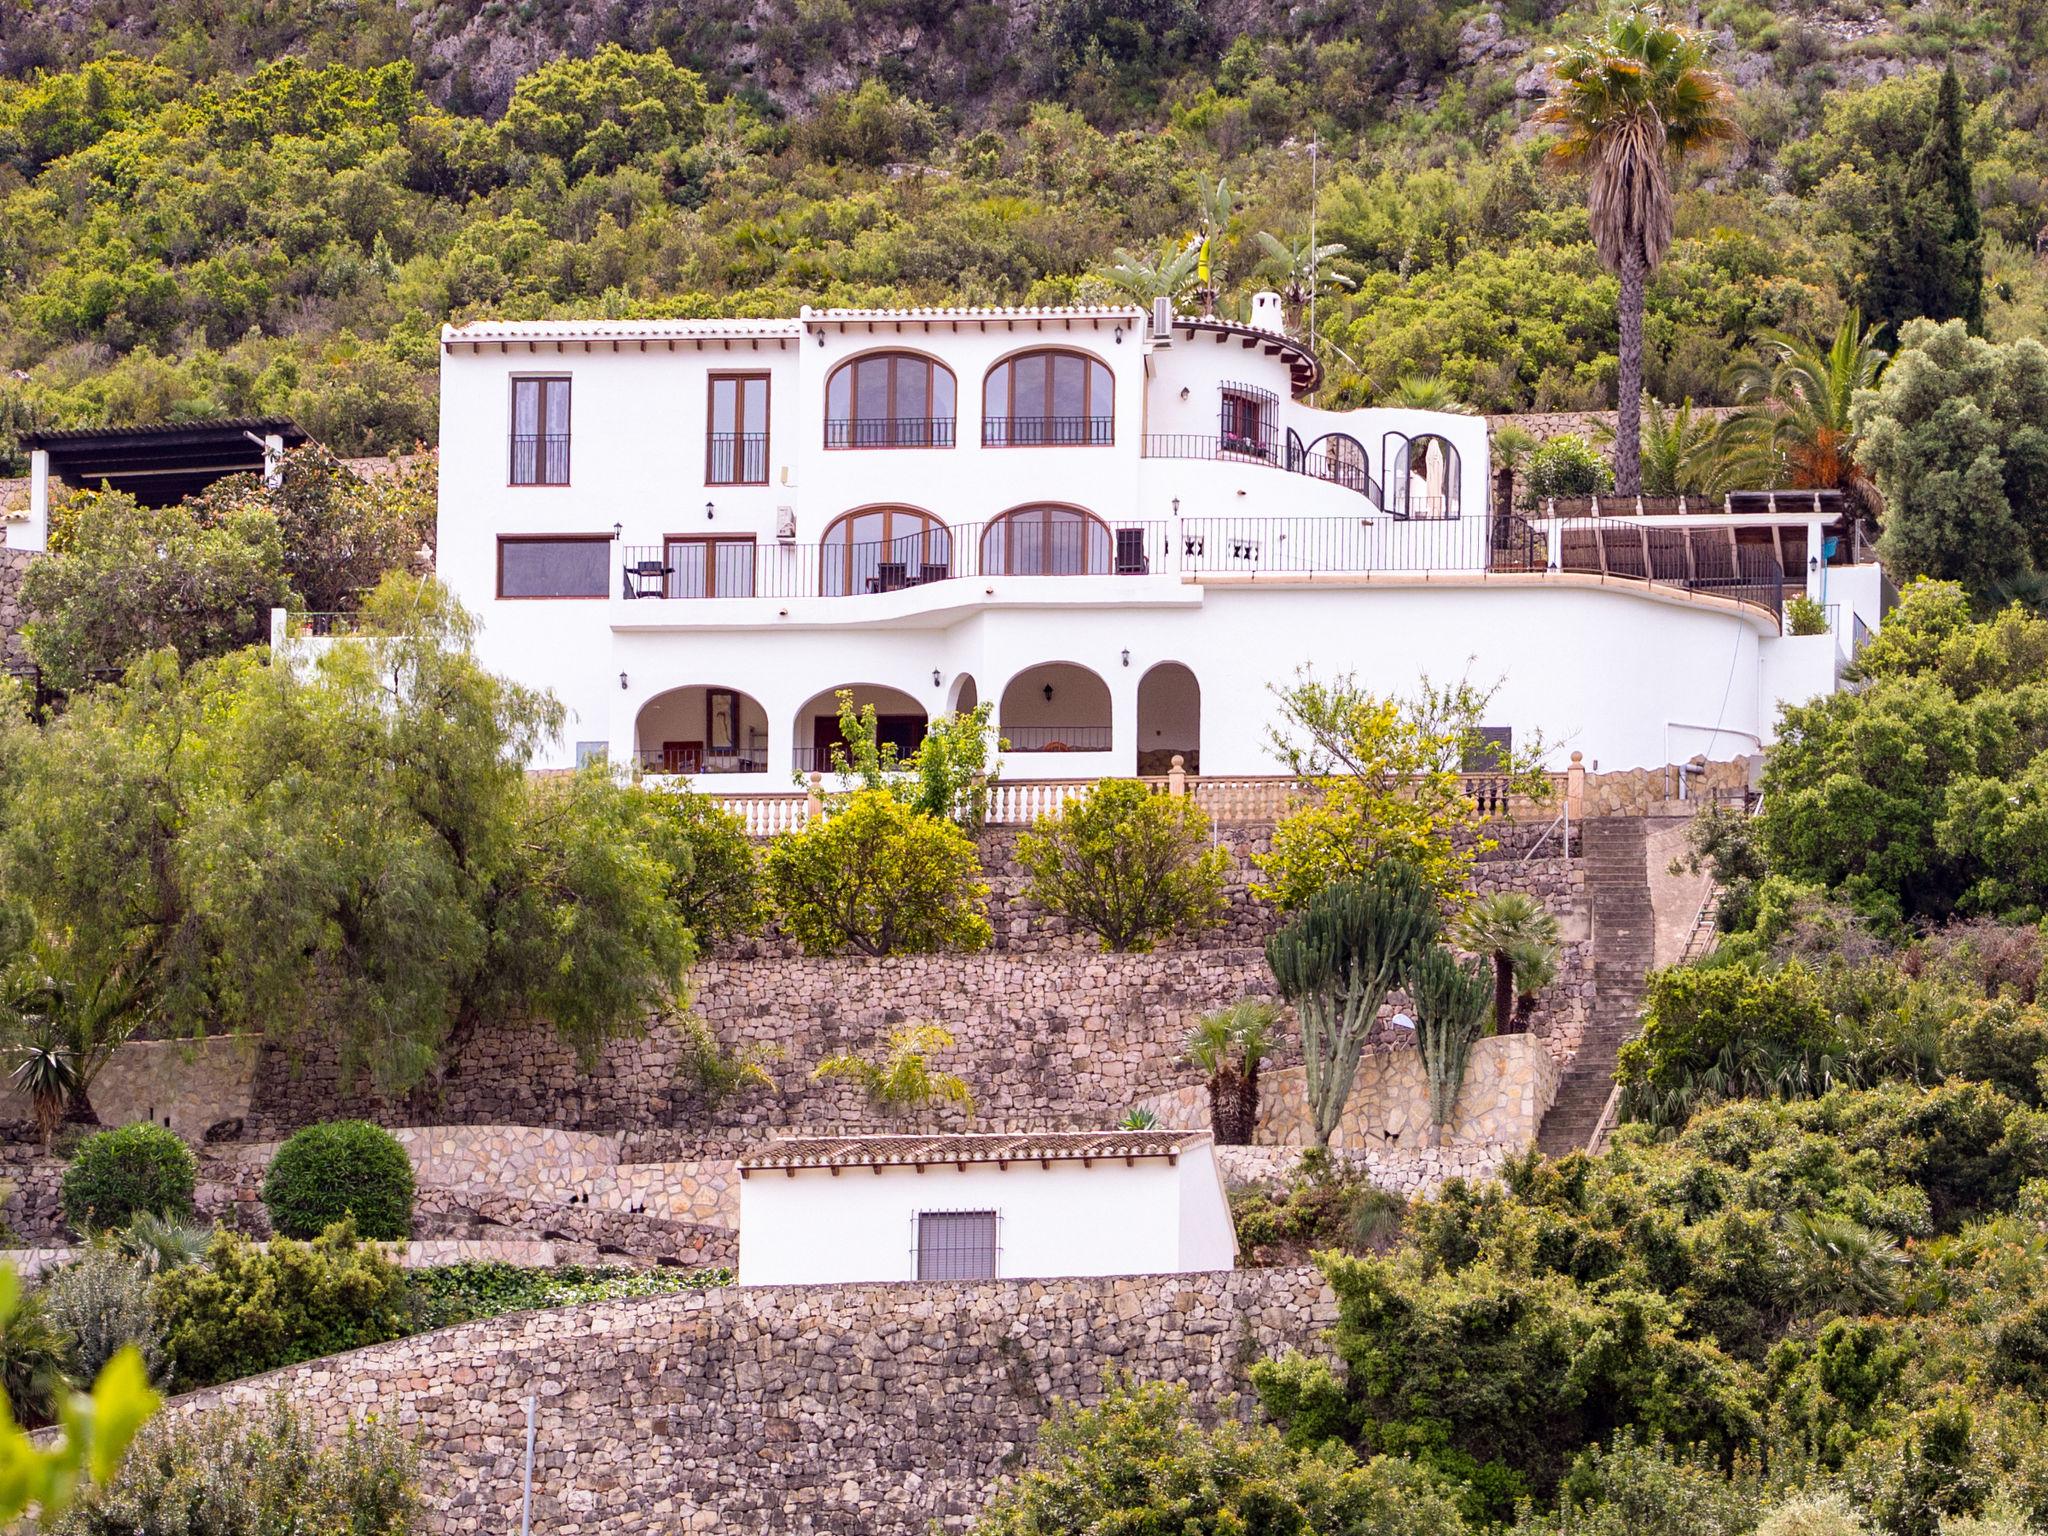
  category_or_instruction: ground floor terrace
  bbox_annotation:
[546,570,1859,783]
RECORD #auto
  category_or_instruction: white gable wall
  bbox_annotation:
[737,1152,1236,1286]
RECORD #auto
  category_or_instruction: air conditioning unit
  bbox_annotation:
[776,506,797,541]
[1151,296,1174,344]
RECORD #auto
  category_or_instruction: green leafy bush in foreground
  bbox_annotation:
[407,1263,732,1333]
[262,1120,416,1241]
[51,1400,416,1536]
[60,1125,196,1236]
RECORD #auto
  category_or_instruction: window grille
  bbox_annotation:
[915,1210,998,1281]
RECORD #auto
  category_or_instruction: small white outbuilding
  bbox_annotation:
[736,1130,1238,1286]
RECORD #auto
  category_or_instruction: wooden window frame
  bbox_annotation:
[706,372,771,486]
[824,352,956,450]
[663,534,759,599]
[495,533,610,600]
[509,375,573,487]
[983,349,1114,447]
[818,506,950,595]
[979,504,1112,576]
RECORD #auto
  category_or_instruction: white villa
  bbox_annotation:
[423,296,1888,783]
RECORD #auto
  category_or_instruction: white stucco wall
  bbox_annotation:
[435,308,1871,776]
[736,1148,1237,1286]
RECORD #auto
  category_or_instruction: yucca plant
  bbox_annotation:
[9,1023,77,1149]
[1409,946,1495,1146]
[1186,1000,1280,1146]
[1117,1108,1159,1130]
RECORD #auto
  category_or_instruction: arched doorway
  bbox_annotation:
[1136,662,1199,775]
[999,663,1112,754]
[794,684,928,772]
[950,674,979,714]
[634,685,770,774]
[1383,432,1462,520]
[819,506,951,596]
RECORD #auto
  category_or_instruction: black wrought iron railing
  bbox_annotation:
[635,747,768,774]
[824,417,956,449]
[509,433,571,485]
[619,521,1172,600]
[1145,434,1384,508]
[706,432,769,485]
[981,415,1115,447]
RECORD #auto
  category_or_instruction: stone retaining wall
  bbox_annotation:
[0,1035,259,1143]
[1214,1142,1517,1198]
[0,547,30,678]
[1136,1033,1558,1163]
[163,1266,1336,1534]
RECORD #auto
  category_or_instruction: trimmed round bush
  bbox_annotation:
[262,1120,416,1241]
[60,1123,197,1234]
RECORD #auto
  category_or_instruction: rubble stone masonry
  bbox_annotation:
[164,1266,1337,1535]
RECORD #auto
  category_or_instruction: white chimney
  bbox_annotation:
[1250,291,1286,334]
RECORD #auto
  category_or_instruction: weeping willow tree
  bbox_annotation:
[1266,863,1438,1149]
[1410,947,1494,1146]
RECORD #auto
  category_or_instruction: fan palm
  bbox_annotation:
[1721,310,1889,508]
[1387,374,1475,413]
[1536,9,1739,495]
[1186,1000,1279,1146]
[1252,231,1355,328]
[1453,892,1562,1036]
[1099,238,1201,305]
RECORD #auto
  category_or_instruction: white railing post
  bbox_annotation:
[1168,754,1187,797]
[1545,517,1562,572]
[804,772,823,825]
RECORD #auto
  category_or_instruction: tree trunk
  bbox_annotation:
[62,1080,100,1127]
[1493,951,1516,1036]
[1614,244,1648,495]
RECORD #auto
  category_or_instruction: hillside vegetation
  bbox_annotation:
[0,0,2042,472]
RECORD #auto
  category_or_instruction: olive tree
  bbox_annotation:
[1266,862,1439,1149]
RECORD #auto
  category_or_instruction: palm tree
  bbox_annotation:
[1387,374,1476,413]
[1194,176,1234,317]
[1099,238,1201,305]
[1596,396,1733,496]
[1452,892,1562,1036]
[1491,425,1539,520]
[1720,310,1889,512]
[1537,9,1739,495]
[1186,1000,1278,1146]
[1252,231,1354,330]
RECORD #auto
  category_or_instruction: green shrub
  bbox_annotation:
[764,789,991,956]
[408,1262,731,1332]
[155,1220,411,1390]
[1015,779,1229,952]
[261,1120,415,1241]
[652,789,764,944]
[970,1375,1473,1535]
[60,1124,196,1235]
[40,1247,162,1383]
[1787,595,1832,636]
[1524,433,1614,502]
[51,1400,417,1536]
[1616,963,1835,1129]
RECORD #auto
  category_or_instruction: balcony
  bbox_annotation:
[824,417,955,449]
[981,415,1114,447]
[619,521,1170,601]
[706,432,768,485]
[1144,434,1385,507]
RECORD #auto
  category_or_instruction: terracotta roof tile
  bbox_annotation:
[739,1130,1210,1172]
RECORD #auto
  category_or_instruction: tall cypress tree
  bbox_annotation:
[1859,64,1984,337]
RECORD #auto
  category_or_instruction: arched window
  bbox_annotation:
[1308,432,1372,497]
[825,353,955,448]
[1381,433,1460,519]
[983,350,1114,446]
[981,505,1111,576]
[820,506,952,595]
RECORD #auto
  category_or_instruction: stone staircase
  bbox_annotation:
[1538,818,1654,1156]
